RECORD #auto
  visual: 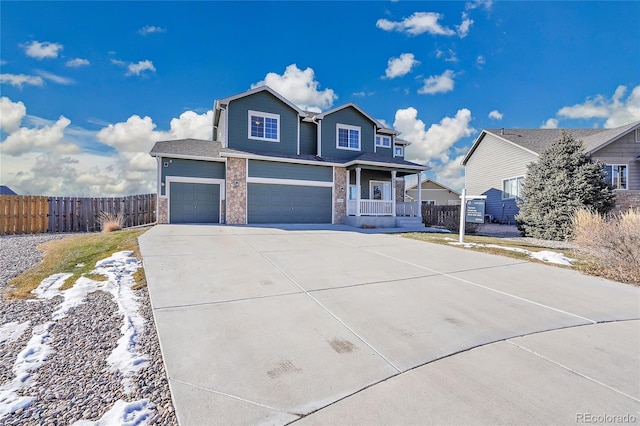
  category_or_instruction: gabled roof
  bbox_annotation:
[315,102,399,135]
[346,152,428,171]
[405,178,460,195]
[0,185,17,195]
[462,120,640,165]
[216,85,306,116]
[394,138,411,146]
[150,139,222,160]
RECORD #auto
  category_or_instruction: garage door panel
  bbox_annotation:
[170,182,220,224]
[248,183,331,224]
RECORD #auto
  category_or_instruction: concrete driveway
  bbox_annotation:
[139,225,640,425]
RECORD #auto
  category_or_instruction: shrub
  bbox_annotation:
[99,211,125,233]
[572,208,640,284]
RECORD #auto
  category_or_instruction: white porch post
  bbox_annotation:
[391,170,397,217]
[416,173,422,217]
[356,167,361,217]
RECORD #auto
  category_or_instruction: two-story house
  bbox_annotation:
[462,121,640,224]
[150,86,428,226]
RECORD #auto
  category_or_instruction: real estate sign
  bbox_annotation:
[465,199,485,224]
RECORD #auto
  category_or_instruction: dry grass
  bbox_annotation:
[7,227,149,299]
[572,208,640,284]
[99,211,125,233]
[400,232,575,266]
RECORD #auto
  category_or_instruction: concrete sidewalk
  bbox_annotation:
[139,224,640,425]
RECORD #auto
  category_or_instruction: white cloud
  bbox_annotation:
[555,85,640,128]
[418,70,455,95]
[1,115,77,156]
[376,12,456,36]
[22,41,63,59]
[0,73,44,88]
[476,55,486,66]
[465,0,493,11]
[456,12,474,38]
[126,60,156,76]
[35,70,75,85]
[384,53,420,79]
[430,154,466,191]
[395,106,476,164]
[138,26,166,35]
[436,49,459,63]
[251,64,337,112]
[0,97,26,133]
[540,118,558,129]
[1,97,214,196]
[66,58,90,68]
[488,110,503,120]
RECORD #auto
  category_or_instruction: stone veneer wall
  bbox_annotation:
[333,167,347,224]
[395,179,405,203]
[158,197,168,224]
[612,190,640,212]
[225,157,247,224]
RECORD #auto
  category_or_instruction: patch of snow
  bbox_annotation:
[73,399,153,426]
[0,322,54,417]
[0,321,30,345]
[449,242,574,266]
[530,250,574,266]
[425,227,452,233]
[31,273,72,299]
[1,250,148,418]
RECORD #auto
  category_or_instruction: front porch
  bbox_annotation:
[344,165,424,228]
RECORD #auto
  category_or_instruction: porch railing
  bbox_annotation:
[396,201,420,217]
[347,199,399,216]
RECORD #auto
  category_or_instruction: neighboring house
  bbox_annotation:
[149,86,428,226]
[404,178,461,205]
[0,185,17,195]
[462,121,640,224]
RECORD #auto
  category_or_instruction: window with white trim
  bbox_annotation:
[635,129,640,142]
[394,145,404,157]
[422,200,436,205]
[336,124,361,150]
[348,185,358,200]
[604,164,628,189]
[248,110,280,142]
[502,176,524,199]
[375,135,391,148]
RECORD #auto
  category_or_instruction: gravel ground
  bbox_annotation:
[0,233,177,425]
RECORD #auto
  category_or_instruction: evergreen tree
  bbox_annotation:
[515,131,615,240]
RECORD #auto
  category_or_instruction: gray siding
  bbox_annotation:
[248,160,333,182]
[321,107,375,160]
[300,121,317,155]
[465,133,538,224]
[376,145,393,158]
[161,158,225,195]
[592,131,640,190]
[348,169,394,199]
[227,91,299,155]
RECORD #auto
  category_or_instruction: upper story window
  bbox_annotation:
[394,145,404,157]
[248,110,279,142]
[375,135,391,148]
[503,176,524,199]
[604,164,628,189]
[635,129,640,142]
[337,124,360,151]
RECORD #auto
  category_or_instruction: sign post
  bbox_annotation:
[459,189,487,243]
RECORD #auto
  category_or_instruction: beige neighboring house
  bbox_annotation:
[405,179,461,205]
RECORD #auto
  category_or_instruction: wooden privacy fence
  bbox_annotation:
[0,195,49,235]
[422,204,461,230]
[0,194,156,235]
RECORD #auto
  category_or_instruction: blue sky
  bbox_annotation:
[1,1,639,196]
